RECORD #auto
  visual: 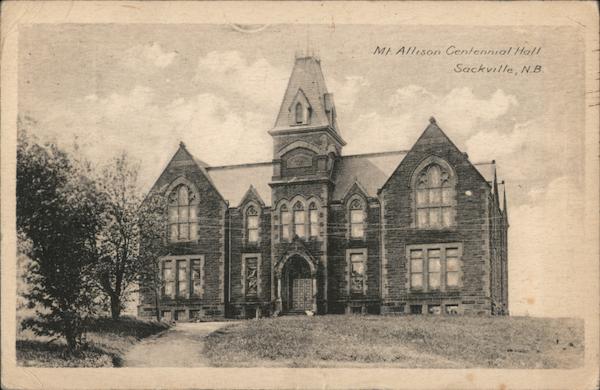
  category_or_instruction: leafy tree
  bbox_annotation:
[17,128,104,350]
[94,153,144,319]
[137,193,169,321]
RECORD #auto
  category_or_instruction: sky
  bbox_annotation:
[18,24,587,316]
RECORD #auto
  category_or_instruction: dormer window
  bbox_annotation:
[295,102,304,124]
[289,90,311,126]
[246,206,259,243]
[349,199,365,239]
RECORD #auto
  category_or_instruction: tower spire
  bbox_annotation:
[270,55,344,145]
[492,161,500,209]
[503,185,509,227]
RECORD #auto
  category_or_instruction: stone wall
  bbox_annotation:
[379,128,494,315]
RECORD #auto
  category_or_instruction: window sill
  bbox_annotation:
[169,239,199,244]
[413,226,457,232]
[409,288,461,293]
[348,237,367,242]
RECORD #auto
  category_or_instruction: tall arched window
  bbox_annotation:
[415,164,454,228]
[349,199,365,239]
[168,184,197,242]
[280,205,291,241]
[295,102,304,124]
[293,201,306,238]
[246,206,259,243]
[309,202,319,238]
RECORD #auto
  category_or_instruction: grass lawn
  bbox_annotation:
[203,315,584,368]
[17,316,170,367]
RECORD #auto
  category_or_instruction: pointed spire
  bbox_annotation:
[503,185,509,227]
[493,161,500,209]
[272,56,341,136]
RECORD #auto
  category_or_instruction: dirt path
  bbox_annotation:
[121,322,228,367]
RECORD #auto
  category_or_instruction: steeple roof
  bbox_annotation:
[272,56,340,134]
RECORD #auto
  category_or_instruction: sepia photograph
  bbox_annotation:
[1,2,599,389]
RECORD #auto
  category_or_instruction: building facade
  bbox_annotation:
[138,55,509,320]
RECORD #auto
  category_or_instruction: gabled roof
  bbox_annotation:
[205,162,273,207]
[238,185,266,208]
[332,151,408,200]
[272,56,339,133]
[473,161,495,183]
[146,142,226,204]
[200,151,408,207]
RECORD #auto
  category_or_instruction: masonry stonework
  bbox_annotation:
[138,55,509,321]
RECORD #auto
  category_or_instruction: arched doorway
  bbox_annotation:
[285,256,312,311]
[276,254,317,313]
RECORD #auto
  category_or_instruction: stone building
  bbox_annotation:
[138,55,509,320]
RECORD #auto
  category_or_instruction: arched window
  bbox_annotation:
[280,205,291,241]
[246,206,259,243]
[293,201,306,238]
[309,202,319,238]
[349,199,365,239]
[295,102,304,124]
[415,164,454,228]
[168,184,197,242]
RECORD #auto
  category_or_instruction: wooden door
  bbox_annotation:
[292,278,312,310]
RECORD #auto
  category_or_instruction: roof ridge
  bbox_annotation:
[206,161,273,170]
[342,150,409,159]
[205,150,409,170]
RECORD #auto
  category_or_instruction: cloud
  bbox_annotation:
[342,85,519,155]
[28,85,273,192]
[387,85,518,137]
[508,176,589,317]
[123,42,177,70]
[194,51,288,112]
[465,117,571,185]
[465,120,529,162]
[329,75,371,110]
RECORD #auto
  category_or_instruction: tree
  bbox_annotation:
[137,193,169,321]
[17,127,104,350]
[94,153,144,319]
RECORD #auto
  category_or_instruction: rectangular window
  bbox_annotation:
[247,214,259,243]
[350,253,366,294]
[410,305,422,314]
[294,210,306,238]
[445,305,459,315]
[309,208,319,237]
[350,209,364,238]
[245,257,258,296]
[190,259,202,296]
[428,249,441,290]
[163,260,174,296]
[408,244,461,291]
[446,248,460,287]
[281,210,291,240]
[174,310,186,321]
[428,305,442,315]
[410,249,423,289]
[177,260,188,297]
[161,310,172,321]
